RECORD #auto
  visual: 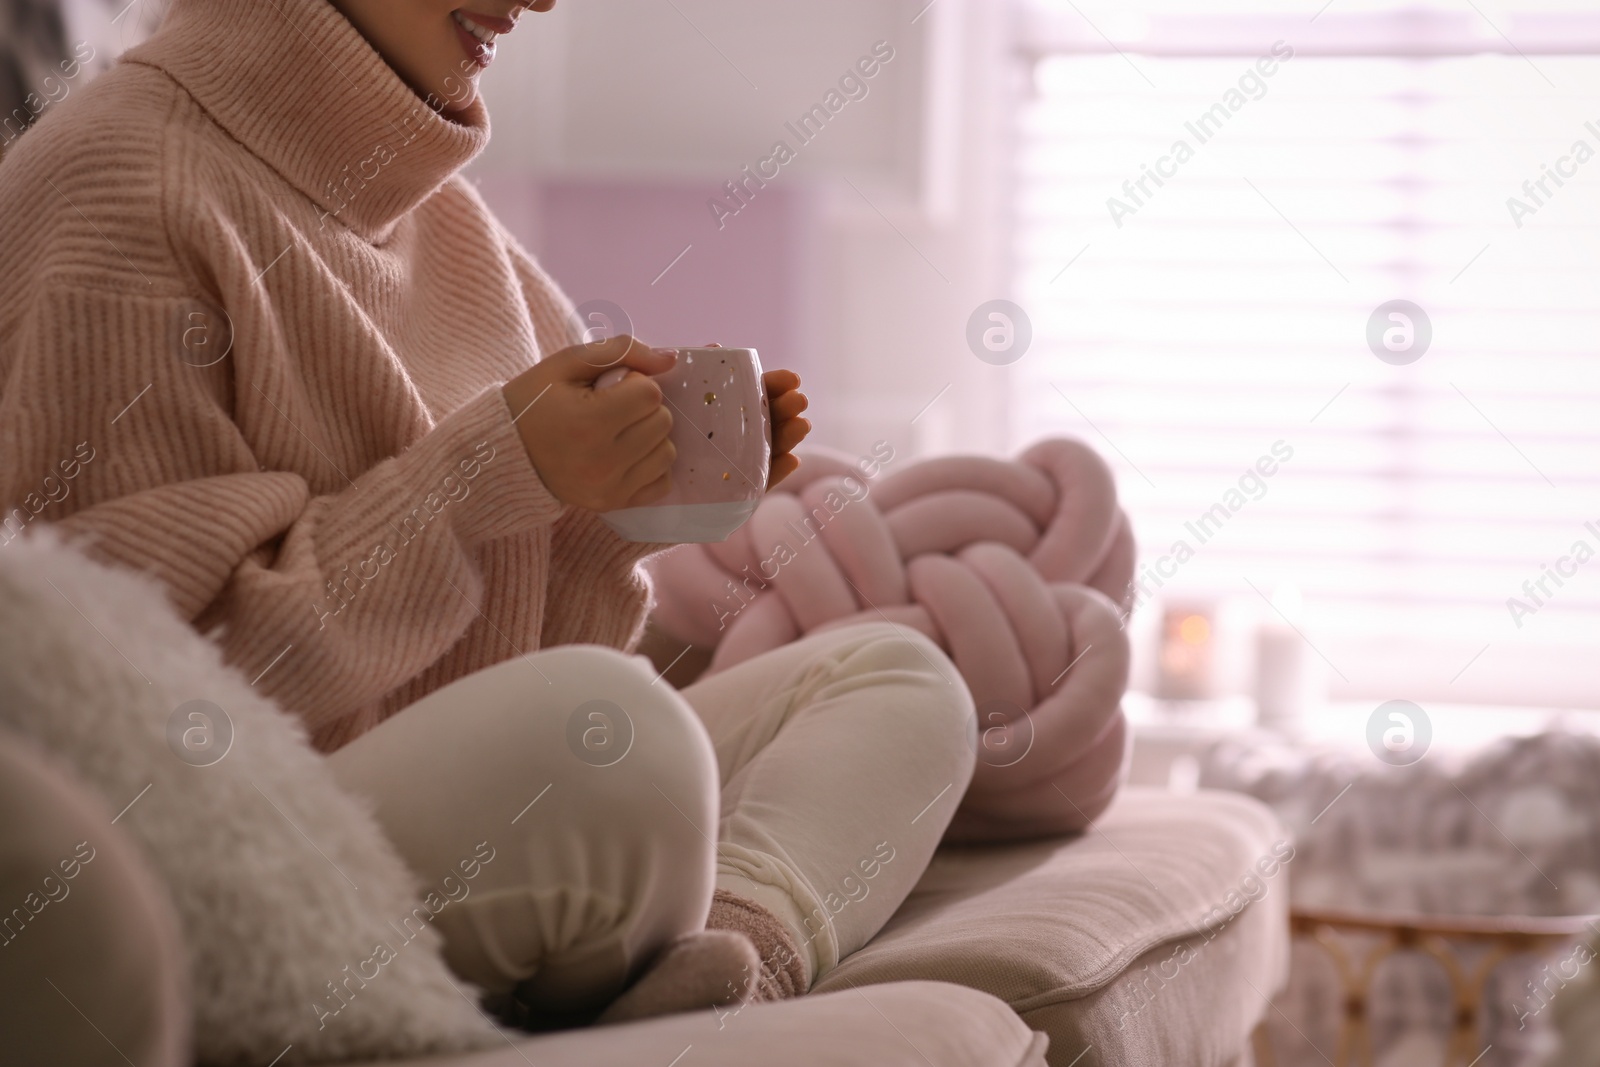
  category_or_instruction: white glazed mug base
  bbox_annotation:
[599,499,762,544]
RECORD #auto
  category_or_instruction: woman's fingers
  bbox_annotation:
[593,362,810,503]
[621,436,676,506]
[611,408,673,506]
[765,372,810,472]
[770,387,808,420]
[626,473,672,508]
[590,375,667,432]
[614,402,673,453]
[763,368,800,393]
[554,334,668,380]
[772,415,811,456]
[768,452,801,489]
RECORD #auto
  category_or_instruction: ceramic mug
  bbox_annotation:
[596,346,771,543]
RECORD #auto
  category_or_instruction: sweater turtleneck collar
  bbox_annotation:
[123,0,491,242]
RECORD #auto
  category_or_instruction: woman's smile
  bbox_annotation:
[327,0,554,114]
[451,9,514,71]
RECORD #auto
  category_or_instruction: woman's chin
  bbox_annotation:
[437,89,480,116]
[435,66,484,113]
[405,70,481,115]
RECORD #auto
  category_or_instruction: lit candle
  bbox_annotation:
[1156,601,1217,700]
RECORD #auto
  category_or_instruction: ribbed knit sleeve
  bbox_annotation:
[493,215,679,653]
[7,282,568,735]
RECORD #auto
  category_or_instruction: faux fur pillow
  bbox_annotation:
[0,531,504,1065]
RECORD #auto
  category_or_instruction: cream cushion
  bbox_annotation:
[812,789,1292,1067]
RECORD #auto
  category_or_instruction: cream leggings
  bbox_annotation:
[327,621,977,1013]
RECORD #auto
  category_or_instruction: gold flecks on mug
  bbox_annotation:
[722,472,731,480]
[704,391,717,404]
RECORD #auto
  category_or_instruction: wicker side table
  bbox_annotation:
[1254,908,1598,1067]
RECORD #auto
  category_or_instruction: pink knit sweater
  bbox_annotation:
[0,0,667,751]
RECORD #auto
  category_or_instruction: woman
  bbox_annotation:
[0,0,977,1025]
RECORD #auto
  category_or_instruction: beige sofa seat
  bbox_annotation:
[0,719,1282,1067]
[0,723,1047,1067]
[379,982,1050,1067]
[812,788,1292,1067]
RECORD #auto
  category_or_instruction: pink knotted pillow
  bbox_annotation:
[646,438,1137,842]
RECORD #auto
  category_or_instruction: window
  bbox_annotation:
[1010,2,1600,709]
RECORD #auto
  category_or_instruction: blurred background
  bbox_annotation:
[10,2,1600,1062]
[8,0,1600,725]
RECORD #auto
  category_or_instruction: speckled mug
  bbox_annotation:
[600,347,771,543]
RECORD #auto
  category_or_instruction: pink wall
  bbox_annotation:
[478,175,820,385]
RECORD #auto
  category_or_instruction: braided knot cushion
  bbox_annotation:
[646,438,1137,842]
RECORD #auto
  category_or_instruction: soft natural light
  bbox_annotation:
[1028,0,1599,15]
[1011,21,1600,709]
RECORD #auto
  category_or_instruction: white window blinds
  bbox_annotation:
[1009,3,1600,709]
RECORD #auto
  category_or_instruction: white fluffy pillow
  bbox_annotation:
[0,531,504,1064]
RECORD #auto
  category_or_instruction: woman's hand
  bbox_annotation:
[764,369,810,490]
[502,335,679,512]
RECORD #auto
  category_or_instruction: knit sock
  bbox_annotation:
[706,888,810,999]
[595,930,760,1026]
